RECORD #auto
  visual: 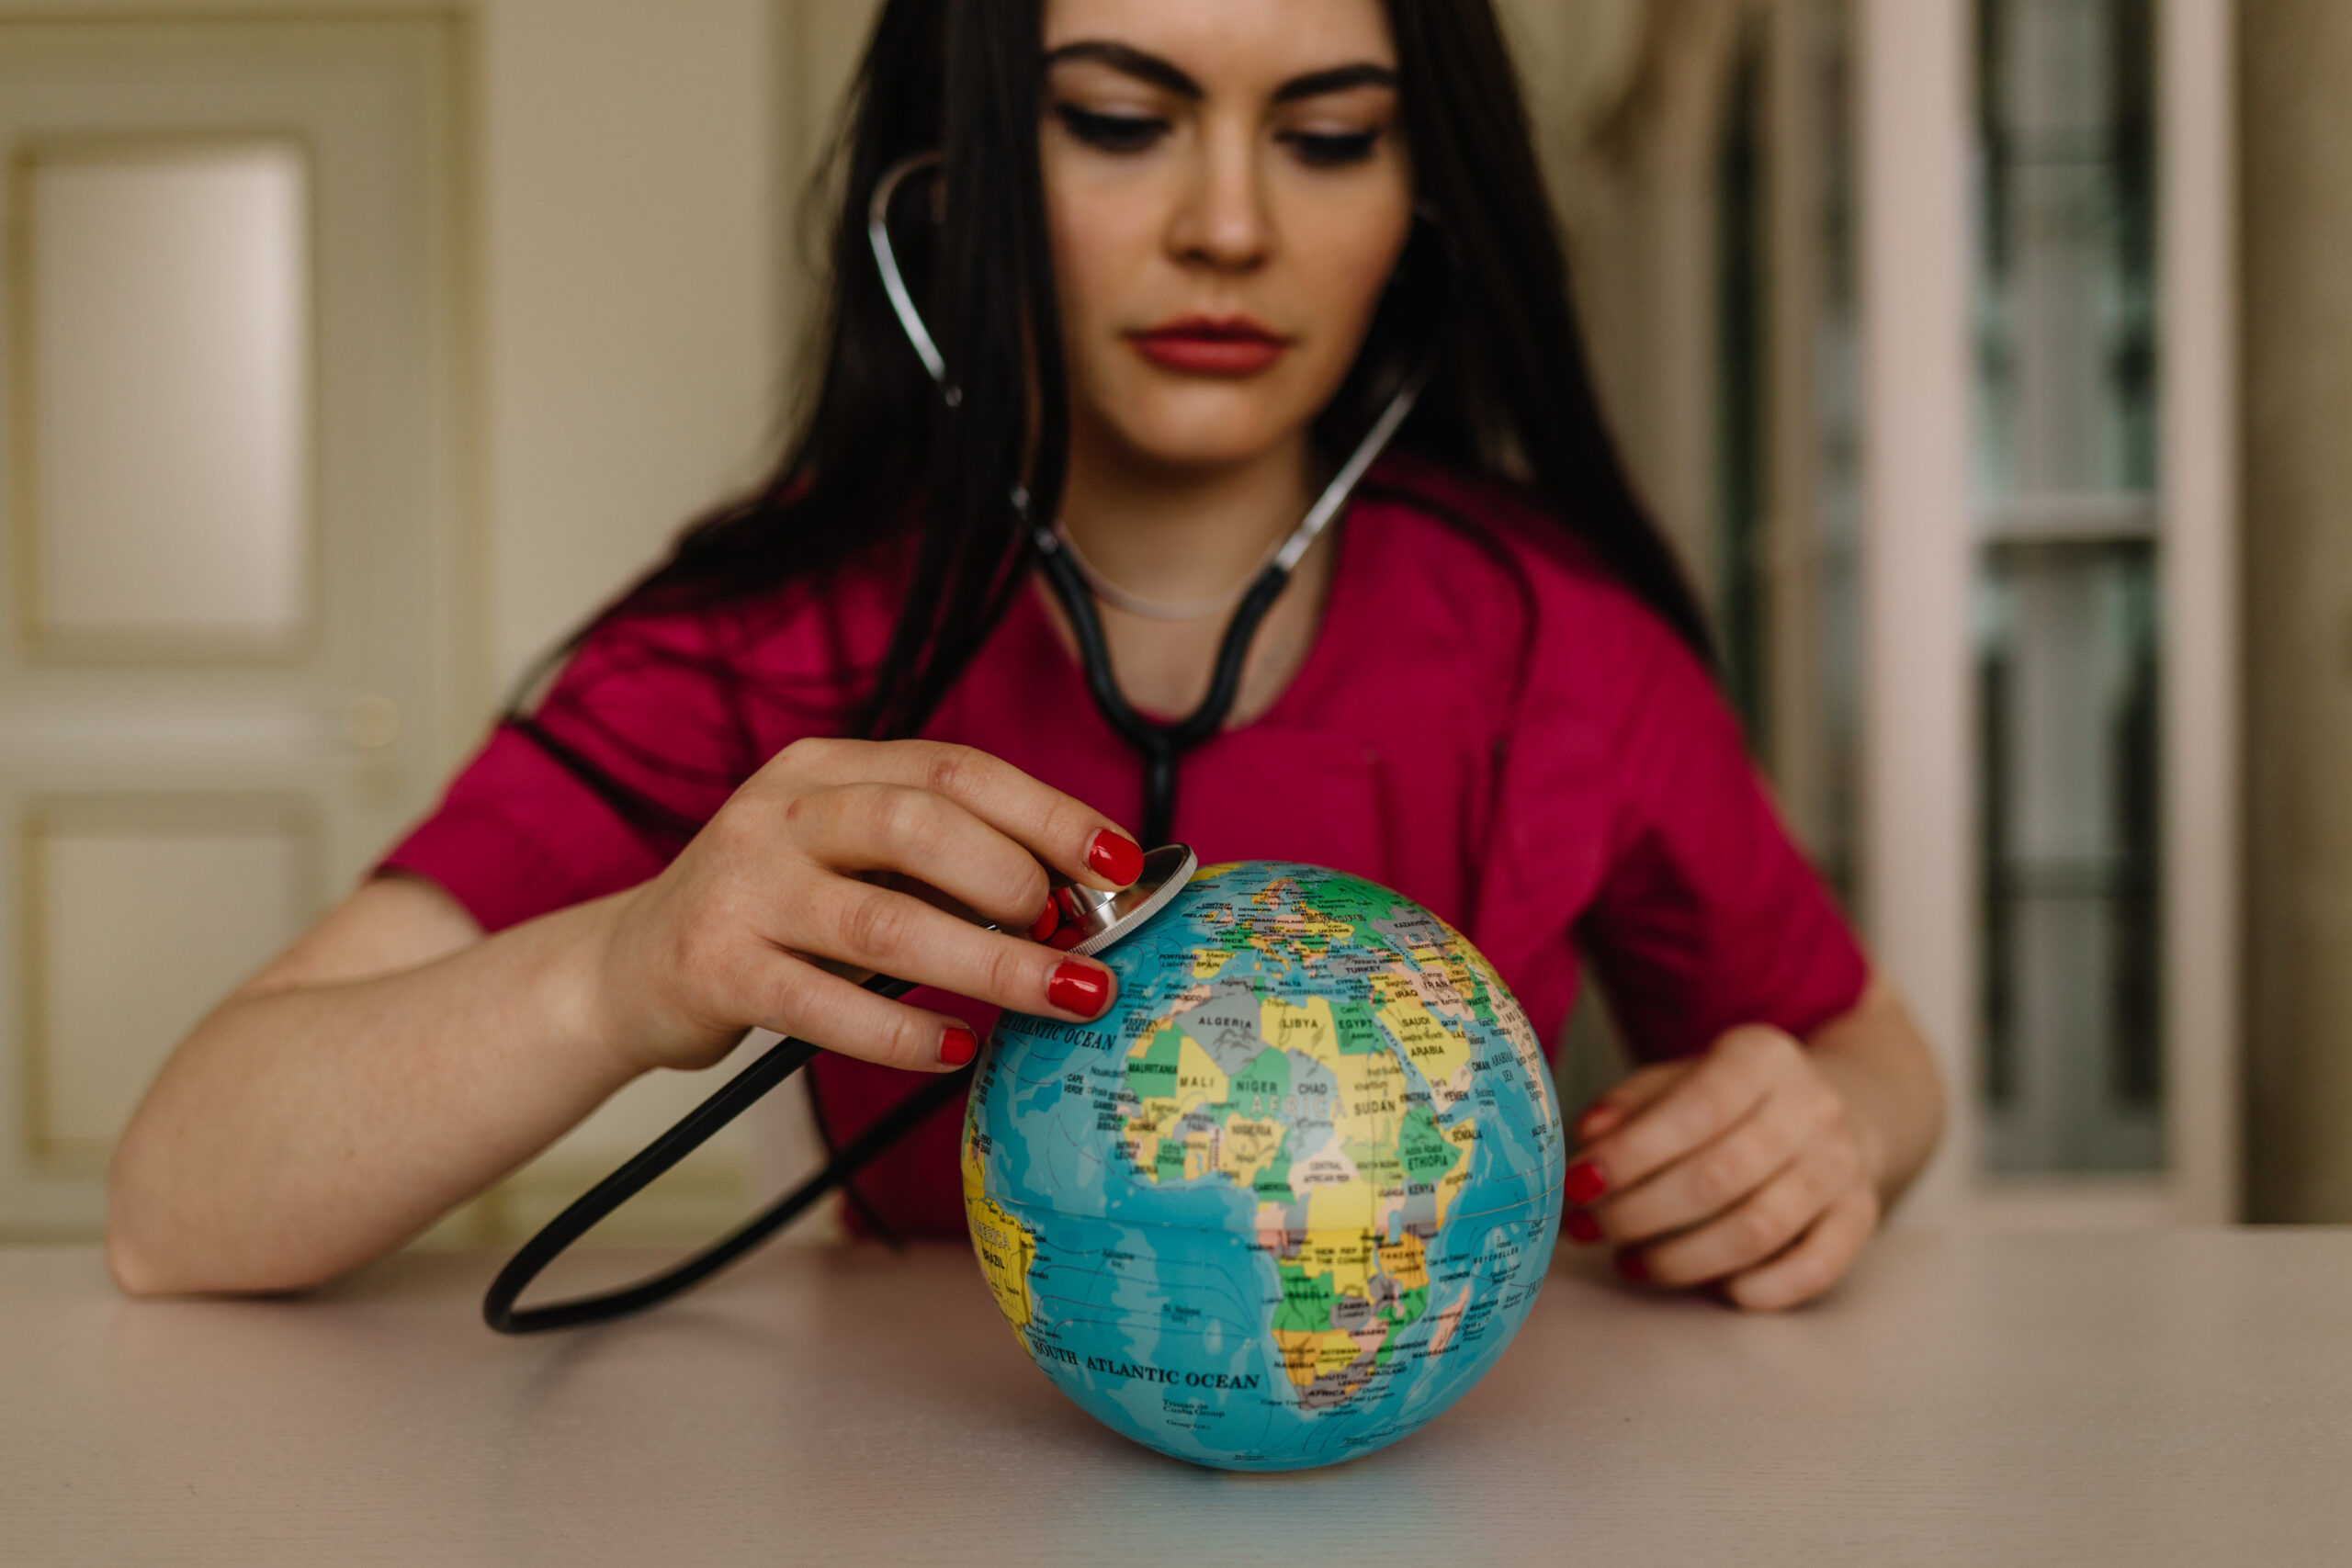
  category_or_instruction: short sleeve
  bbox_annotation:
[381,605,801,934]
[1572,624,1869,1061]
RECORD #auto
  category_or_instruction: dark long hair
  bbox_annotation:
[617,0,1710,739]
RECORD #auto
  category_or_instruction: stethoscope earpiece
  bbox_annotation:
[867,153,955,400]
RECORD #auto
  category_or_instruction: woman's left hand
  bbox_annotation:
[1561,1024,1887,1312]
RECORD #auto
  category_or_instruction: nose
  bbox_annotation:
[1167,119,1269,273]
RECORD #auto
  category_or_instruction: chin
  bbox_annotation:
[1091,381,1324,473]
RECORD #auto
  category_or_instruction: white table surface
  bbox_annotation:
[6,1229,2351,1566]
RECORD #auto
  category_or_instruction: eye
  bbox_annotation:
[1054,103,1170,153]
[1280,128,1384,169]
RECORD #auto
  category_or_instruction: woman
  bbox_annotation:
[107,0,1942,1310]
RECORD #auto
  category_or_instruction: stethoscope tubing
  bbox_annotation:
[482,974,973,1333]
[1032,532,1294,847]
[483,152,1435,1334]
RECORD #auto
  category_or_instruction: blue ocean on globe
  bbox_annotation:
[962,860,1566,1472]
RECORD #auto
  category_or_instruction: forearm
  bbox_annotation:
[1804,977,1946,1209]
[107,893,642,1295]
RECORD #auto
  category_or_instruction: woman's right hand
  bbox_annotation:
[589,738,1144,1077]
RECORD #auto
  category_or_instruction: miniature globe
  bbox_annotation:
[961,861,1566,1472]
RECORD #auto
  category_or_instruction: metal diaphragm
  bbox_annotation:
[1052,843,1198,959]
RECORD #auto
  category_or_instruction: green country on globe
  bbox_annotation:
[962,860,1568,1471]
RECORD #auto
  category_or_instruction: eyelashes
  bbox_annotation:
[1054,104,1167,154]
[1051,103,1385,168]
[1281,129,1381,168]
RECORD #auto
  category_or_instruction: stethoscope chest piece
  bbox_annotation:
[1052,843,1197,958]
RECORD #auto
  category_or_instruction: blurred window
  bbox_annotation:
[1973,0,2160,1172]
[1712,0,1863,911]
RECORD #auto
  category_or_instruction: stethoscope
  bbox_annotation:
[869,152,1430,844]
[484,153,1429,1333]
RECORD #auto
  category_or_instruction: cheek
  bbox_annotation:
[1292,194,1414,355]
[1043,164,1160,363]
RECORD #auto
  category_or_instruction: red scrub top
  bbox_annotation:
[383,456,1868,1236]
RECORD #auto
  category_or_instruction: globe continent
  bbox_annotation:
[962,861,1566,1471]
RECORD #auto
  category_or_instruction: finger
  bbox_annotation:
[1573,1063,1687,1146]
[773,739,1143,889]
[786,784,1053,931]
[875,872,1059,945]
[1631,1133,1863,1289]
[1567,1027,1796,1202]
[868,870,983,921]
[791,877,1117,1023]
[1721,1186,1879,1312]
[742,960,985,1073]
[1589,1073,1837,1242]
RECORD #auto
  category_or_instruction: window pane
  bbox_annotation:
[1814,0,1865,910]
[1973,0,2160,1173]
[1977,540,2160,1170]
[24,142,311,646]
[1976,0,2156,501]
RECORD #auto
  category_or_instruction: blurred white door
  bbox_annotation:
[0,17,464,1237]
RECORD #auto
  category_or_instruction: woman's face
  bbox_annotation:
[1039,0,1414,475]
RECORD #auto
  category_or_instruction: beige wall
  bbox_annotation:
[2241,0,2352,1221]
[476,0,879,693]
[477,0,783,691]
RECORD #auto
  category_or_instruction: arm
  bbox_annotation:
[1562,976,1945,1311]
[107,739,1144,1297]
[108,876,632,1296]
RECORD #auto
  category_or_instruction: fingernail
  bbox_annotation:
[1564,1211,1602,1246]
[1087,830,1145,886]
[1566,1158,1608,1206]
[1027,903,1058,942]
[1614,1248,1650,1283]
[939,1022,978,1067]
[1048,960,1113,1017]
[1047,924,1086,952]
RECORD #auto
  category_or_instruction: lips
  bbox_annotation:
[1127,316,1292,376]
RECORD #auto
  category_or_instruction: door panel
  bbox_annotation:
[21,140,312,656]
[25,797,311,1174]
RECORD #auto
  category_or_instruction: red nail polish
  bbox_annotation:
[939,1022,978,1067]
[1027,904,1058,942]
[1566,1158,1608,1205]
[1615,1248,1650,1283]
[1087,831,1145,886]
[1564,1211,1602,1246]
[1047,960,1112,1017]
[1048,924,1085,951]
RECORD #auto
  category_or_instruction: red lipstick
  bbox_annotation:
[1127,316,1292,376]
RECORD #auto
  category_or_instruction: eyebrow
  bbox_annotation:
[1272,63,1399,103]
[1042,41,1398,104]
